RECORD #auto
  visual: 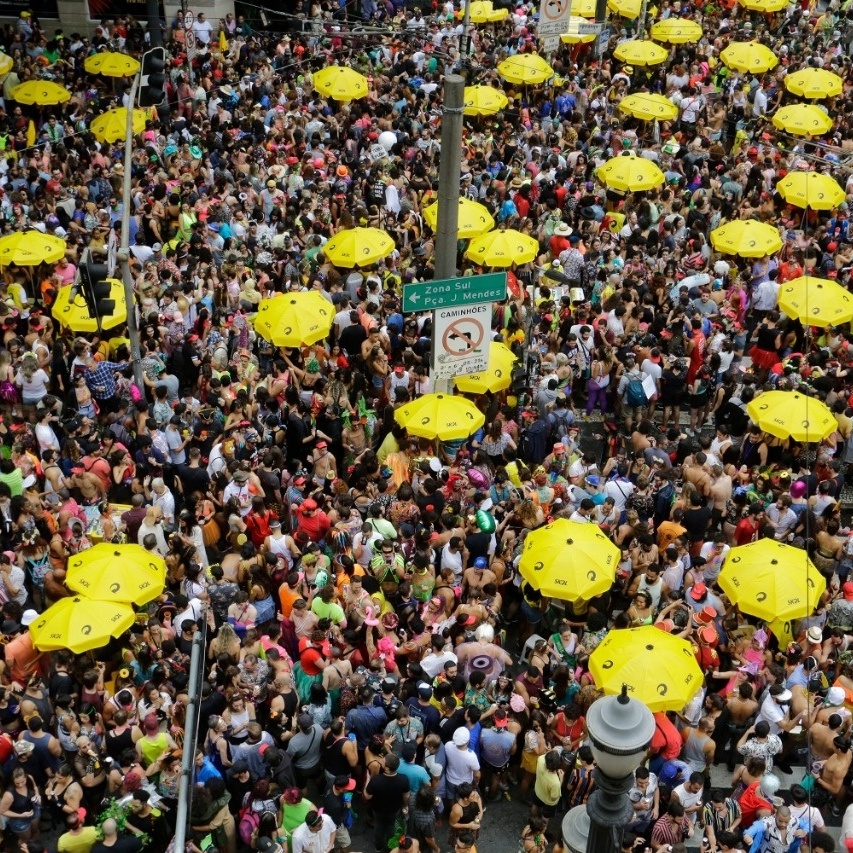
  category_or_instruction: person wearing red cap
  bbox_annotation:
[294,498,331,545]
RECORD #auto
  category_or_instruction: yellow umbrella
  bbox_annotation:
[394,392,485,441]
[0,53,14,76]
[613,39,669,66]
[710,220,783,257]
[718,539,826,623]
[740,0,788,10]
[784,67,843,100]
[66,544,166,605]
[84,51,141,77]
[465,228,540,267]
[11,80,71,105]
[0,230,66,266]
[720,42,778,74]
[52,279,127,333]
[572,0,598,13]
[650,18,703,43]
[590,627,704,712]
[619,92,679,121]
[454,341,518,394]
[519,519,620,601]
[560,17,598,44]
[423,197,494,238]
[312,66,368,102]
[469,0,495,21]
[772,104,834,137]
[26,120,35,148]
[29,596,136,654]
[596,151,665,193]
[253,292,335,348]
[463,85,509,116]
[488,8,509,20]
[746,390,837,443]
[90,107,147,144]
[497,54,554,86]
[323,226,395,268]
[776,171,846,211]
[608,0,642,16]
[777,276,853,328]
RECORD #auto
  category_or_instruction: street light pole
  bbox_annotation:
[431,73,465,396]
[583,686,656,853]
[119,73,144,390]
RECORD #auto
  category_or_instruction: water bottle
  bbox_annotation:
[348,732,357,742]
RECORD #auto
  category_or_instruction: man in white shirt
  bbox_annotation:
[291,811,337,853]
[192,12,213,45]
[420,636,458,679]
[445,727,480,796]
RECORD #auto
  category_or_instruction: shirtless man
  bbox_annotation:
[462,557,497,600]
[708,464,733,530]
[311,440,337,486]
[220,550,245,585]
[682,452,712,498]
[342,574,372,627]
[812,735,852,814]
[67,467,105,505]
[722,682,759,770]
[804,713,847,761]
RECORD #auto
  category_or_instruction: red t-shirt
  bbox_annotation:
[650,712,681,760]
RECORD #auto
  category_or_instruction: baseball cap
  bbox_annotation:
[494,709,509,727]
[257,839,283,853]
[689,583,708,601]
[843,582,853,601]
[334,775,357,790]
[453,727,471,746]
[418,684,433,701]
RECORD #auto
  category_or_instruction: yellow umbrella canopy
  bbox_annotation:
[312,66,368,102]
[11,80,71,105]
[0,53,14,76]
[740,0,788,10]
[619,92,679,121]
[596,151,665,193]
[323,227,395,268]
[394,392,485,441]
[746,390,837,443]
[29,597,136,654]
[589,627,704,712]
[613,39,669,66]
[463,85,509,116]
[423,197,494,238]
[66,544,166,605]
[497,54,554,86]
[607,0,642,17]
[52,279,127,333]
[710,220,783,257]
[777,276,853,328]
[777,171,846,211]
[718,539,826,623]
[784,67,843,100]
[519,519,620,601]
[90,107,147,144]
[84,51,141,77]
[469,0,496,22]
[720,42,778,74]
[465,228,540,267]
[772,104,834,137]
[561,17,598,44]
[487,8,509,20]
[572,0,597,14]
[253,292,335,348]
[650,18,703,43]
[454,341,518,394]
[0,230,66,266]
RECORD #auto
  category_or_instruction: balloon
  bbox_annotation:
[315,570,329,589]
[475,510,496,534]
[313,157,324,168]
[378,131,397,152]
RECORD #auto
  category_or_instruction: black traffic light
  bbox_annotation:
[79,261,116,320]
[140,46,166,108]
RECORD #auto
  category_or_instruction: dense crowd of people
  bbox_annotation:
[2,2,853,853]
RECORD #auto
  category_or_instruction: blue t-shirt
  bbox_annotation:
[398,760,431,793]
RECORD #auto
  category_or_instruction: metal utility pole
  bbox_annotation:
[147,0,163,46]
[118,74,144,390]
[431,74,465,396]
[636,0,649,39]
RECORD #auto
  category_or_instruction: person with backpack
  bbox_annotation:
[617,355,649,433]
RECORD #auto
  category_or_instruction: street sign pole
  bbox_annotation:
[432,74,465,395]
